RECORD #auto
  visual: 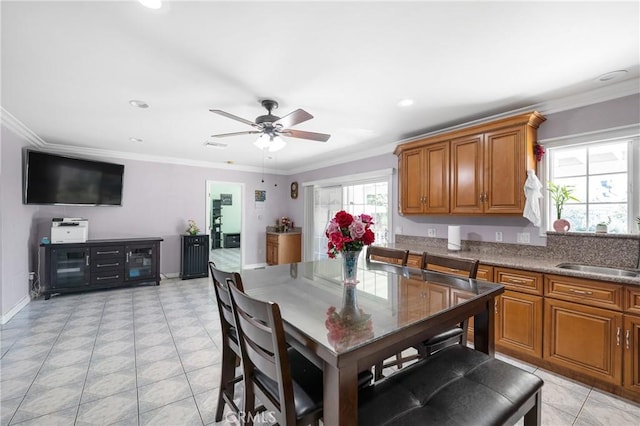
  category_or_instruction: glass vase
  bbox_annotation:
[340,283,360,322]
[341,249,361,286]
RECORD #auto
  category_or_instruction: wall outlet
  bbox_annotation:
[516,232,530,244]
[29,272,35,280]
[495,231,503,242]
[427,228,436,237]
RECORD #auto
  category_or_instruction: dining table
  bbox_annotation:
[240,258,505,426]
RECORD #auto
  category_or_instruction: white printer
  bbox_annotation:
[51,218,89,243]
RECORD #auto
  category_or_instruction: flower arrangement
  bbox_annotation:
[325,306,373,351]
[325,211,375,258]
[533,143,545,162]
[186,219,200,236]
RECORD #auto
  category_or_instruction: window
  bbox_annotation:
[304,169,393,299]
[546,136,639,233]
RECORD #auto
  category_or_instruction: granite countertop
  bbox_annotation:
[388,242,640,286]
[266,226,302,235]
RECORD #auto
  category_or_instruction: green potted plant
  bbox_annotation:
[547,182,579,232]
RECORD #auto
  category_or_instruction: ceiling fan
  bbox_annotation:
[209,100,331,151]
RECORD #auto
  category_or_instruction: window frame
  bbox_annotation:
[540,124,640,235]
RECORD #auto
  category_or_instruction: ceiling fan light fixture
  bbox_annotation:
[254,134,286,152]
[268,136,286,152]
[254,134,272,150]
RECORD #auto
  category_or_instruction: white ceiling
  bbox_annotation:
[2,1,639,174]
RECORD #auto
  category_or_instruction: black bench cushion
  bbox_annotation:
[358,345,543,426]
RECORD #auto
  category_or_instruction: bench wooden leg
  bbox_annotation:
[523,390,541,426]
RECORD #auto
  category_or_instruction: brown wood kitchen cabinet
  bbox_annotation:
[543,274,625,386]
[394,111,545,216]
[624,287,640,395]
[494,267,544,359]
[399,141,449,214]
[266,232,301,265]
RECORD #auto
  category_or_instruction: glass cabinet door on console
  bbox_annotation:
[50,247,90,289]
[125,244,157,281]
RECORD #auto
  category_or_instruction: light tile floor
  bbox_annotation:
[210,248,241,273]
[2,276,640,425]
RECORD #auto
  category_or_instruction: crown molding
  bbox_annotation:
[3,79,638,176]
[1,107,47,148]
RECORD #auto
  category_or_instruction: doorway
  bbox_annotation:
[206,181,244,271]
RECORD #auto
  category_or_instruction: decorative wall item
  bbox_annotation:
[290,181,298,199]
[220,193,232,205]
[255,190,266,202]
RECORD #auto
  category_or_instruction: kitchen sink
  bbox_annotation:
[555,263,640,278]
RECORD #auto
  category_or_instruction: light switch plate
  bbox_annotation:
[427,228,436,237]
[517,232,530,244]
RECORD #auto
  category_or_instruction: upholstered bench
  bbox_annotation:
[359,345,543,425]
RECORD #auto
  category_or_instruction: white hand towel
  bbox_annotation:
[523,169,543,227]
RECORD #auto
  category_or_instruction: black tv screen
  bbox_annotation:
[23,150,124,206]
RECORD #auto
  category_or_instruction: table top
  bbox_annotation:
[241,259,503,358]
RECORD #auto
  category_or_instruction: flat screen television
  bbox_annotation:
[23,150,124,206]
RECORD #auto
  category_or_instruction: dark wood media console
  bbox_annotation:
[39,238,163,300]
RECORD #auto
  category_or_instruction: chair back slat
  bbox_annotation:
[228,282,297,422]
[366,246,410,266]
[420,253,479,279]
[209,262,244,331]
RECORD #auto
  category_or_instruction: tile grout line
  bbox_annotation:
[6,304,76,425]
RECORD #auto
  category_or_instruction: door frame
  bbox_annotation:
[205,180,245,269]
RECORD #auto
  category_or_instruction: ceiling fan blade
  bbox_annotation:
[274,109,313,129]
[282,129,331,142]
[211,130,261,138]
[209,109,258,127]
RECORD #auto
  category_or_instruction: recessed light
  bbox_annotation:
[129,99,149,108]
[138,0,162,10]
[597,70,628,82]
[397,98,414,107]
[205,141,228,149]
[130,137,143,143]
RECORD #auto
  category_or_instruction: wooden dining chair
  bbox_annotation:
[419,252,480,356]
[227,281,324,426]
[209,262,244,422]
[365,246,410,267]
[368,246,409,380]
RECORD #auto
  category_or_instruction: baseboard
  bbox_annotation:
[1,295,31,325]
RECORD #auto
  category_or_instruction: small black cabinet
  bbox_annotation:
[180,235,209,279]
[41,238,162,299]
[224,233,241,248]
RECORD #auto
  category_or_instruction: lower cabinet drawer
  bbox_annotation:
[91,268,125,285]
[407,254,422,268]
[495,267,543,295]
[545,274,623,311]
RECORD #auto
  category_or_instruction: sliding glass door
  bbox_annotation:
[310,176,391,261]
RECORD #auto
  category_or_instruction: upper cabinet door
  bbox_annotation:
[451,134,484,214]
[424,142,450,214]
[401,147,427,214]
[399,142,450,214]
[484,126,525,214]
